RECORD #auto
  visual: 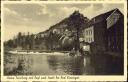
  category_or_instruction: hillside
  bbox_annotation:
[35,11,89,51]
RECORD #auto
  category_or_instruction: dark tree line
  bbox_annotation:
[4,32,35,50]
[4,30,75,51]
[4,31,67,51]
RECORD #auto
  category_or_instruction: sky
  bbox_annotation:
[2,3,124,41]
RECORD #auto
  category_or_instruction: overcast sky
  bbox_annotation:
[3,3,124,41]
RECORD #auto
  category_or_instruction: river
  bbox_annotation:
[4,53,123,75]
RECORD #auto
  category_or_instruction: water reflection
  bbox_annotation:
[4,54,33,75]
[90,54,123,75]
[4,53,123,75]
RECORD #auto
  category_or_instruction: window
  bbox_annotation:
[89,29,92,35]
[91,38,92,42]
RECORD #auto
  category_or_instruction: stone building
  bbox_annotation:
[83,8,124,53]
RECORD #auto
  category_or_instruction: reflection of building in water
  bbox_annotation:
[82,8,124,53]
[83,57,95,75]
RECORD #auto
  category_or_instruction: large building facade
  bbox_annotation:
[83,8,124,54]
[83,26,94,43]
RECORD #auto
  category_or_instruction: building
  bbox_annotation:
[83,8,124,53]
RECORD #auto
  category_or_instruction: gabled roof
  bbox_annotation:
[87,8,123,27]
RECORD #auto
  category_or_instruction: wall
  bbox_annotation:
[107,16,124,53]
[93,20,107,52]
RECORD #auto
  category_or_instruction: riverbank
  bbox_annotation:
[5,50,70,53]
[5,50,70,55]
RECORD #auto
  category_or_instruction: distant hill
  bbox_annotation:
[35,11,89,51]
[37,11,89,37]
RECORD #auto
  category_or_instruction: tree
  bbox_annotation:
[67,11,88,51]
[17,32,22,47]
[29,34,35,49]
[59,29,75,50]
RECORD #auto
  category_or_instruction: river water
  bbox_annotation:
[4,53,123,75]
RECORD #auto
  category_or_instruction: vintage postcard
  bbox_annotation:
[1,0,127,81]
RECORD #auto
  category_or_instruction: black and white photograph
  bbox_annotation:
[1,1,126,79]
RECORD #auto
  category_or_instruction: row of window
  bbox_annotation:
[85,30,93,35]
[85,37,93,42]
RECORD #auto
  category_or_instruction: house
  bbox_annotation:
[83,8,124,54]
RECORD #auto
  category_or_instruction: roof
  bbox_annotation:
[87,8,123,27]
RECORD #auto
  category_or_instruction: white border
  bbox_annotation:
[1,1,127,81]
